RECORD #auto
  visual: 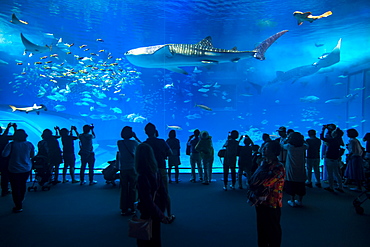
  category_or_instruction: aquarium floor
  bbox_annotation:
[0,174,368,247]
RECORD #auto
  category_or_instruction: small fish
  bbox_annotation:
[40,56,48,60]
[34,62,42,65]
[338,75,348,78]
[195,104,212,111]
[66,43,74,47]
[315,43,324,47]
[167,125,182,130]
[66,51,72,54]
[16,62,23,65]
[50,54,58,57]
[98,50,105,52]
[164,83,174,89]
[90,53,98,56]
[83,48,89,51]
[96,39,104,42]
[45,61,53,64]
[79,44,87,49]
[198,88,209,93]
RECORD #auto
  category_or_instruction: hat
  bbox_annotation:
[277,126,286,132]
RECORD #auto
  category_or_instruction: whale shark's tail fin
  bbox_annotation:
[9,105,17,112]
[254,30,288,61]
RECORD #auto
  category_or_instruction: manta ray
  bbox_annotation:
[124,30,288,74]
[20,33,51,56]
[313,38,341,68]
[10,13,28,25]
[270,38,342,84]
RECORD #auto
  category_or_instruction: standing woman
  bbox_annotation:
[363,133,370,168]
[344,129,365,191]
[2,129,35,213]
[166,130,181,183]
[118,126,140,216]
[135,143,170,247]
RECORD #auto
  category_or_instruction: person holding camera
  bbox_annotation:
[0,123,17,196]
[320,125,344,192]
[118,126,141,216]
[237,135,254,189]
[78,124,97,185]
[55,126,80,183]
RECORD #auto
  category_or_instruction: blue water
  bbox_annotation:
[0,0,370,170]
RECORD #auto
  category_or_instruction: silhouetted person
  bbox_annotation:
[305,129,322,188]
[344,128,365,192]
[320,125,344,192]
[2,129,35,213]
[56,126,79,183]
[275,126,288,165]
[135,143,170,247]
[238,135,254,189]
[37,129,63,184]
[144,123,174,222]
[222,130,239,190]
[118,126,140,215]
[187,129,203,182]
[166,130,181,183]
[0,123,17,196]
[195,130,214,185]
[78,124,97,185]
[283,132,308,207]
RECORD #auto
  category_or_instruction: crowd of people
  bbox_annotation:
[1,121,369,247]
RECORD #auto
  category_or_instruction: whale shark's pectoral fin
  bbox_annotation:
[20,33,51,54]
[166,67,188,75]
[154,45,173,58]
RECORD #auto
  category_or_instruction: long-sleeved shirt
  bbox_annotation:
[347,138,363,156]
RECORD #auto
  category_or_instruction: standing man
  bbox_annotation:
[187,129,203,182]
[247,141,285,247]
[144,123,175,222]
[55,126,80,183]
[305,129,322,188]
[276,126,288,165]
[78,124,97,185]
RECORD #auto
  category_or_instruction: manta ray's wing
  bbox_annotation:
[20,33,50,54]
[11,13,28,25]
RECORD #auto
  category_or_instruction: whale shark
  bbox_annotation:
[20,33,51,56]
[270,38,342,84]
[125,30,288,74]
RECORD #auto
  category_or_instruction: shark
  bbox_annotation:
[269,38,342,84]
[9,104,47,115]
[20,33,51,56]
[124,30,288,74]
